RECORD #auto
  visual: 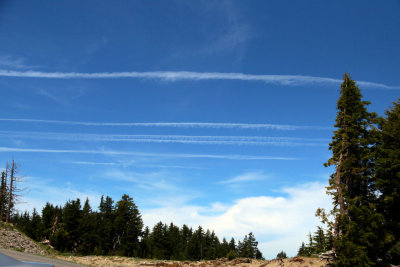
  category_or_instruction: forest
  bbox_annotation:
[1,74,399,266]
[1,192,262,260]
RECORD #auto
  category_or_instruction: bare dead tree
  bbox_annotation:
[5,160,25,223]
[6,160,16,223]
[0,168,7,221]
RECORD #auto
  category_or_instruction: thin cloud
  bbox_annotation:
[0,130,329,146]
[219,171,270,184]
[0,70,398,89]
[0,56,38,69]
[65,161,207,170]
[0,146,297,161]
[0,118,331,131]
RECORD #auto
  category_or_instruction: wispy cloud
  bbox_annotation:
[0,55,38,69]
[0,146,297,160]
[219,171,270,184]
[104,169,180,192]
[0,130,329,146]
[36,87,86,105]
[17,176,102,213]
[66,161,207,170]
[0,118,331,130]
[0,70,398,89]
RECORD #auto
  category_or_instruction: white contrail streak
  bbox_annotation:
[0,146,297,160]
[0,70,398,89]
[0,130,329,146]
[0,118,331,130]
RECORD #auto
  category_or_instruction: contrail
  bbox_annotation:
[0,118,332,131]
[0,130,329,146]
[0,70,398,89]
[0,146,297,161]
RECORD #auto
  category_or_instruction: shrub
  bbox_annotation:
[276,250,287,259]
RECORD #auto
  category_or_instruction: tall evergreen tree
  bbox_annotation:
[62,198,82,252]
[98,195,115,255]
[322,73,383,266]
[114,194,143,256]
[77,198,99,254]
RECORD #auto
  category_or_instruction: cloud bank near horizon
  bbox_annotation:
[0,69,398,89]
[17,177,331,259]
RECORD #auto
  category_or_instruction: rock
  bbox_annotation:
[290,256,304,263]
[0,224,49,255]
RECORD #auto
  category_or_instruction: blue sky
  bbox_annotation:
[0,0,399,259]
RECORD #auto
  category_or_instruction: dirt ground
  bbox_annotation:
[54,256,330,267]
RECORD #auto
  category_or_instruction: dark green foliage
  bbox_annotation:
[311,74,400,266]
[226,250,237,260]
[76,199,100,254]
[375,99,400,264]
[185,226,205,260]
[10,189,262,261]
[237,232,262,259]
[62,199,82,252]
[98,195,115,255]
[114,194,143,257]
[297,228,333,257]
[276,251,287,259]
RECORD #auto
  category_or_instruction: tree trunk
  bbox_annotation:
[333,153,345,240]
[6,160,15,223]
[0,170,6,221]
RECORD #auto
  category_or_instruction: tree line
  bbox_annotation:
[10,194,263,260]
[302,73,400,266]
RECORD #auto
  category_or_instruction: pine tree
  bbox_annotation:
[30,208,43,241]
[322,73,382,266]
[150,221,168,259]
[98,195,115,255]
[77,198,100,255]
[375,99,400,264]
[185,226,204,260]
[114,194,143,257]
[62,198,82,252]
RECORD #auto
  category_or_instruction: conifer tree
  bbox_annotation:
[322,73,383,266]
[98,195,115,255]
[376,99,400,264]
[77,198,99,254]
[114,194,143,256]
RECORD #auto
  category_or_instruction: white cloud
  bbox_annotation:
[0,70,397,89]
[0,118,331,131]
[219,171,270,184]
[0,130,329,147]
[0,146,297,161]
[15,174,331,259]
[16,176,102,213]
[0,55,37,69]
[141,182,331,259]
[103,169,180,192]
